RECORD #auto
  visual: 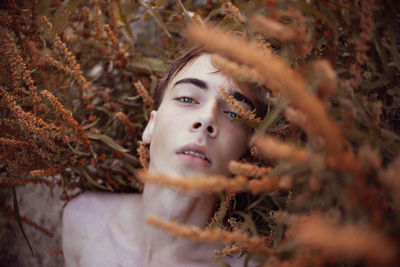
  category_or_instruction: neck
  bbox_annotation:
[143,163,218,226]
[142,183,217,226]
[141,167,218,264]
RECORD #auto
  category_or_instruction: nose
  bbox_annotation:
[190,104,218,138]
[192,121,217,136]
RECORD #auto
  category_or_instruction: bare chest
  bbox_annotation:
[77,223,220,267]
[78,220,145,267]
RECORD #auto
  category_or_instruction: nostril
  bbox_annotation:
[207,126,214,134]
[193,122,201,129]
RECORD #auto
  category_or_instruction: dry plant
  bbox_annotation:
[136,169,290,194]
[252,134,310,163]
[284,214,397,265]
[146,215,273,255]
[228,161,270,177]
[1,0,399,266]
[220,86,262,123]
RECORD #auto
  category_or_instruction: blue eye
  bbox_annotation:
[226,111,239,119]
[177,97,196,104]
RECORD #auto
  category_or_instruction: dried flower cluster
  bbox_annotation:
[93,2,111,56]
[228,161,270,177]
[220,86,262,123]
[252,134,309,163]
[285,215,397,265]
[214,243,244,259]
[52,35,92,92]
[134,80,155,111]
[41,90,90,151]
[116,112,136,137]
[1,0,399,266]
[251,15,296,42]
[187,25,349,165]
[137,169,290,195]
[211,54,266,86]
[0,32,37,101]
[221,1,247,23]
[104,24,127,69]
[137,141,150,170]
[147,215,272,254]
[30,163,66,177]
[207,192,235,229]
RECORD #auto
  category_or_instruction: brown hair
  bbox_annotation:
[154,46,206,110]
[154,46,269,118]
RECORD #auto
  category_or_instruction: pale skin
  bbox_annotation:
[63,54,260,267]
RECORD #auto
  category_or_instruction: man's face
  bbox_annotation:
[143,54,254,177]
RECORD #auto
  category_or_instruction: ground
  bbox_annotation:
[0,184,64,267]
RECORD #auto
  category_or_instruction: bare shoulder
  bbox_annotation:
[62,192,142,266]
[63,191,141,235]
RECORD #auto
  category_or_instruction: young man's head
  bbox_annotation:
[143,48,267,177]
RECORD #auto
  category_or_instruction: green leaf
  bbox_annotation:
[205,8,222,21]
[138,35,168,61]
[51,0,83,38]
[124,95,142,101]
[123,159,142,173]
[109,172,128,186]
[87,132,130,153]
[95,106,114,118]
[297,0,336,32]
[360,74,390,90]
[218,16,243,31]
[316,1,339,36]
[82,118,100,130]
[143,103,149,121]
[116,0,134,41]
[234,211,258,236]
[246,192,269,210]
[273,223,285,248]
[127,57,169,74]
[74,166,111,191]
[146,8,172,38]
[257,98,288,133]
[177,0,195,23]
[13,187,33,256]
[252,208,271,223]
[387,23,400,71]
[67,142,91,156]
[371,32,388,70]
[231,117,260,129]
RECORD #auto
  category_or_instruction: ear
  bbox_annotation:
[142,110,157,144]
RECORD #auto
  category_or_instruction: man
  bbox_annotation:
[62,47,267,267]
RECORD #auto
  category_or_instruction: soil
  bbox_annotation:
[0,184,65,267]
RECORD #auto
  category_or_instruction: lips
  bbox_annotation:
[176,144,211,164]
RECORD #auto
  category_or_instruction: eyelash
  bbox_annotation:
[225,111,239,119]
[176,96,240,119]
[176,96,196,104]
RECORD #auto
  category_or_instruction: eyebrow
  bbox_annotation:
[173,77,255,110]
[174,78,208,89]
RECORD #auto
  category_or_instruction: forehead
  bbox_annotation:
[166,54,232,90]
[165,54,257,102]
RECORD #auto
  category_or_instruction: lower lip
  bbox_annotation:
[177,153,211,167]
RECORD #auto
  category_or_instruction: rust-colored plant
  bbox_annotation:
[0,0,399,266]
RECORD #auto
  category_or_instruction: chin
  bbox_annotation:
[177,167,208,178]
[183,166,230,178]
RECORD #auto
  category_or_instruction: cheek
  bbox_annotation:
[219,125,252,158]
[151,109,186,148]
